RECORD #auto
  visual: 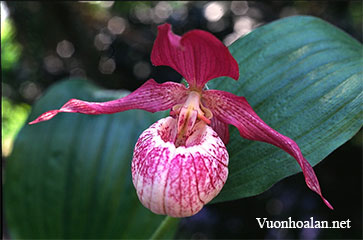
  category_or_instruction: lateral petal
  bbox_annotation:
[29,79,188,124]
[151,23,239,89]
[210,116,230,145]
[203,90,333,210]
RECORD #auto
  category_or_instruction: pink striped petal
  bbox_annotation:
[210,116,230,145]
[132,116,228,217]
[203,90,333,210]
[29,79,188,124]
[151,24,239,89]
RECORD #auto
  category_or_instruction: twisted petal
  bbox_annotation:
[203,90,333,210]
[29,79,188,124]
[151,23,239,89]
[132,117,228,217]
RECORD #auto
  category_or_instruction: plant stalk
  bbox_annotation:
[149,216,178,240]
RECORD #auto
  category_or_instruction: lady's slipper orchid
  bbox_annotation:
[29,23,333,217]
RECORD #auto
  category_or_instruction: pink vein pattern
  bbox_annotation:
[132,117,228,217]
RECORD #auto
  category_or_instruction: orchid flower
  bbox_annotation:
[29,23,333,217]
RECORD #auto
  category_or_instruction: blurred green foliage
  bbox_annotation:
[1,19,22,70]
[1,18,29,157]
[1,97,30,157]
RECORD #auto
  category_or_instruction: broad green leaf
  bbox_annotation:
[210,16,362,203]
[4,78,179,239]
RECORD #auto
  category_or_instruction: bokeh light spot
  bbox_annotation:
[155,1,173,19]
[234,16,255,35]
[133,3,152,24]
[94,33,113,51]
[19,81,41,101]
[99,57,116,74]
[133,61,151,79]
[56,40,75,58]
[44,55,64,74]
[223,16,255,46]
[231,1,249,15]
[204,2,226,22]
[107,16,126,35]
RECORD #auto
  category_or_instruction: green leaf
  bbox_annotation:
[210,16,362,203]
[4,78,179,239]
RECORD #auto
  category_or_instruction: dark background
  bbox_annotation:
[2,1,362,239]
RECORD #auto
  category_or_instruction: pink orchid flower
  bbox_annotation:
[29,24,333,217]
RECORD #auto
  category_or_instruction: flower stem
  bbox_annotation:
[150,216,179,240]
